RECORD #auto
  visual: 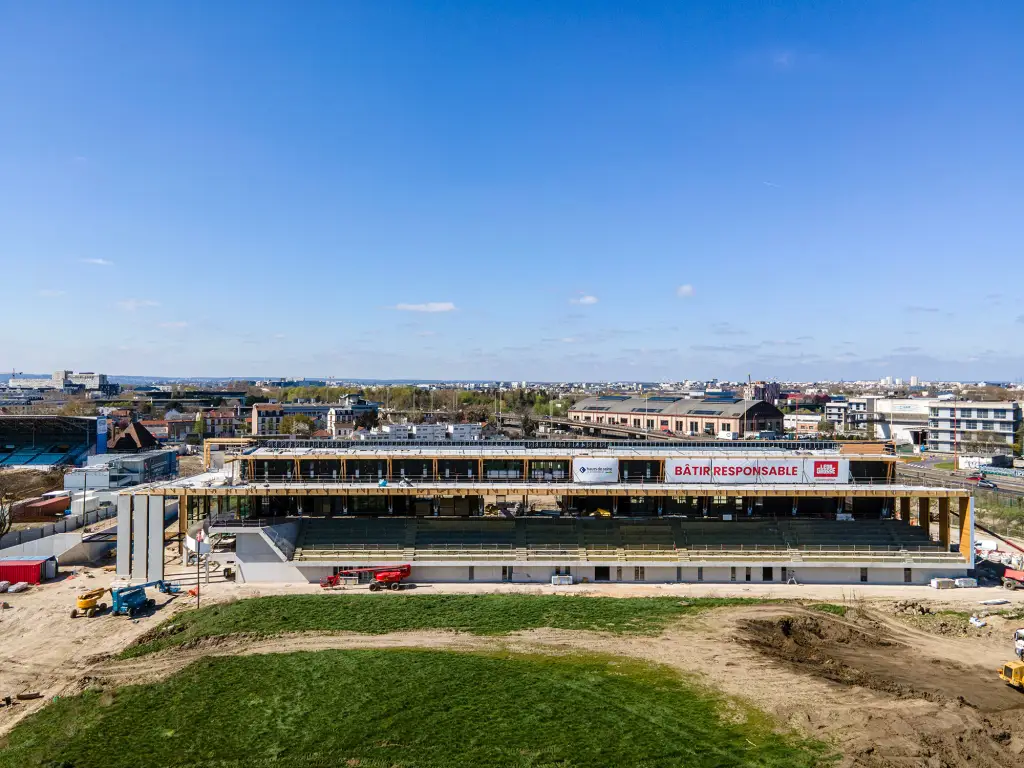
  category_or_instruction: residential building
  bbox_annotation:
[252,403,285,436]
[281,395,379,427]
[327,408,356,439]
[742,381,781,404]
[201,409,240,437]
[927,400,1022,454]
[784,414,822,436]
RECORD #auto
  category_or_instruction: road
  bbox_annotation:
[897,463,1024,499]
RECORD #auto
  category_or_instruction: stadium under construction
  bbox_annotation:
[117,439,975,586]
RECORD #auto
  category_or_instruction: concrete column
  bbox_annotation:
[116,495,132,578]
[938,497,950,548]
[147,496,165,582]
[132,495,149,581]
[918,497,930,538]
[899,497,911,523]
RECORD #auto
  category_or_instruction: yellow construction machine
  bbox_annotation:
[71,588,108,618]
[999,660,1024,691]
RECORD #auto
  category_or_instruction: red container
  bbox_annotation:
[0,558,47,585]
[25,496,70,515]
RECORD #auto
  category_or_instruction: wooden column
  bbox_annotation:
[899,496,911,523]
[958,497,972,560]
[918,497,930,538]
[938,497,950,548]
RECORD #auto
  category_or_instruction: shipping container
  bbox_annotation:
[0,556,57,584]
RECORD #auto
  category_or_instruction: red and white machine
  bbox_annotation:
[320,564,412,591]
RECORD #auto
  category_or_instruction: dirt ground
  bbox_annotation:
[4,555,1024,767]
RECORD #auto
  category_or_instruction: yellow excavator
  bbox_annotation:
[70,588,108,618]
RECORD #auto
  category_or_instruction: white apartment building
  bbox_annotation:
[327,408,355,438]
[927,401,1022,454]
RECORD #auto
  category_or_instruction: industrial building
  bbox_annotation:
[7,370,118,395]
[568,395,784,437]
[118,438,974,587]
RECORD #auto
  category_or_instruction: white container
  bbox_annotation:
[954,578,978,588]
[551,575,573,586]
[930,578,955,589]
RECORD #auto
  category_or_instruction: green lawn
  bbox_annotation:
[0,650,831,768]
[124,594,769,658]
[934,461,955,470]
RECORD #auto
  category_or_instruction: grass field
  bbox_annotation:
[124,594,770,658]
[934,461,955,470]
[0,649,831,768]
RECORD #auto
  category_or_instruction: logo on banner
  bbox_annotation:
[813,461,839,478]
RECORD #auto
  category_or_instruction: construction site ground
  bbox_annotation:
[4,550,1024,767]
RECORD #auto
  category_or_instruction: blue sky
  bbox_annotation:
[1,2,1022,382]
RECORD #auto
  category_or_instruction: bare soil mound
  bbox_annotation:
[738,612,1024,767]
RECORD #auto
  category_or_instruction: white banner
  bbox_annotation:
[572,457,619,484]
[665,458,849,484]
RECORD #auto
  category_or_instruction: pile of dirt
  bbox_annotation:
[893,599,934,616]
[738,611,1024,767]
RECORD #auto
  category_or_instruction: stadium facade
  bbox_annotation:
[117,438,974,586]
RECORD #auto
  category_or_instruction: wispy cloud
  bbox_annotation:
[118,298,160,311]
[158,321,188,329]
[416,330,436,337]
[570,295,598,306]
[690,343,756,353]
[676,284,695,298]
[711,322,745,336]
[38,289,65,298]
[273,333,287,339]
[904,305,939,314]
[392,302,456,313]
[892,345,921,354]
[561,337,576,343]
[1017,315,1024,325]
[81,258,113,266]
[762,181,781,188]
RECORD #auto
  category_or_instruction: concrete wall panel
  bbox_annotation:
[132,497,148,580]
[147,496,165,582]
[116,495,132,578]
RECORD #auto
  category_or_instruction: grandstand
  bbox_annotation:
[0,415,100,469]
[118,439,975,585]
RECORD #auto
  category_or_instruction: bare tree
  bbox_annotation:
[0,471,15,538]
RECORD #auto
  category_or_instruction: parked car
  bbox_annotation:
[977,479,998,489]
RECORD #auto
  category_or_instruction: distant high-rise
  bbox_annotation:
[910,376,919,387]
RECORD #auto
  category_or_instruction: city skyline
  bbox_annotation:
[2,2,1022,380]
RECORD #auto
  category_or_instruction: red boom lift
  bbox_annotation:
[320,564,412,591]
